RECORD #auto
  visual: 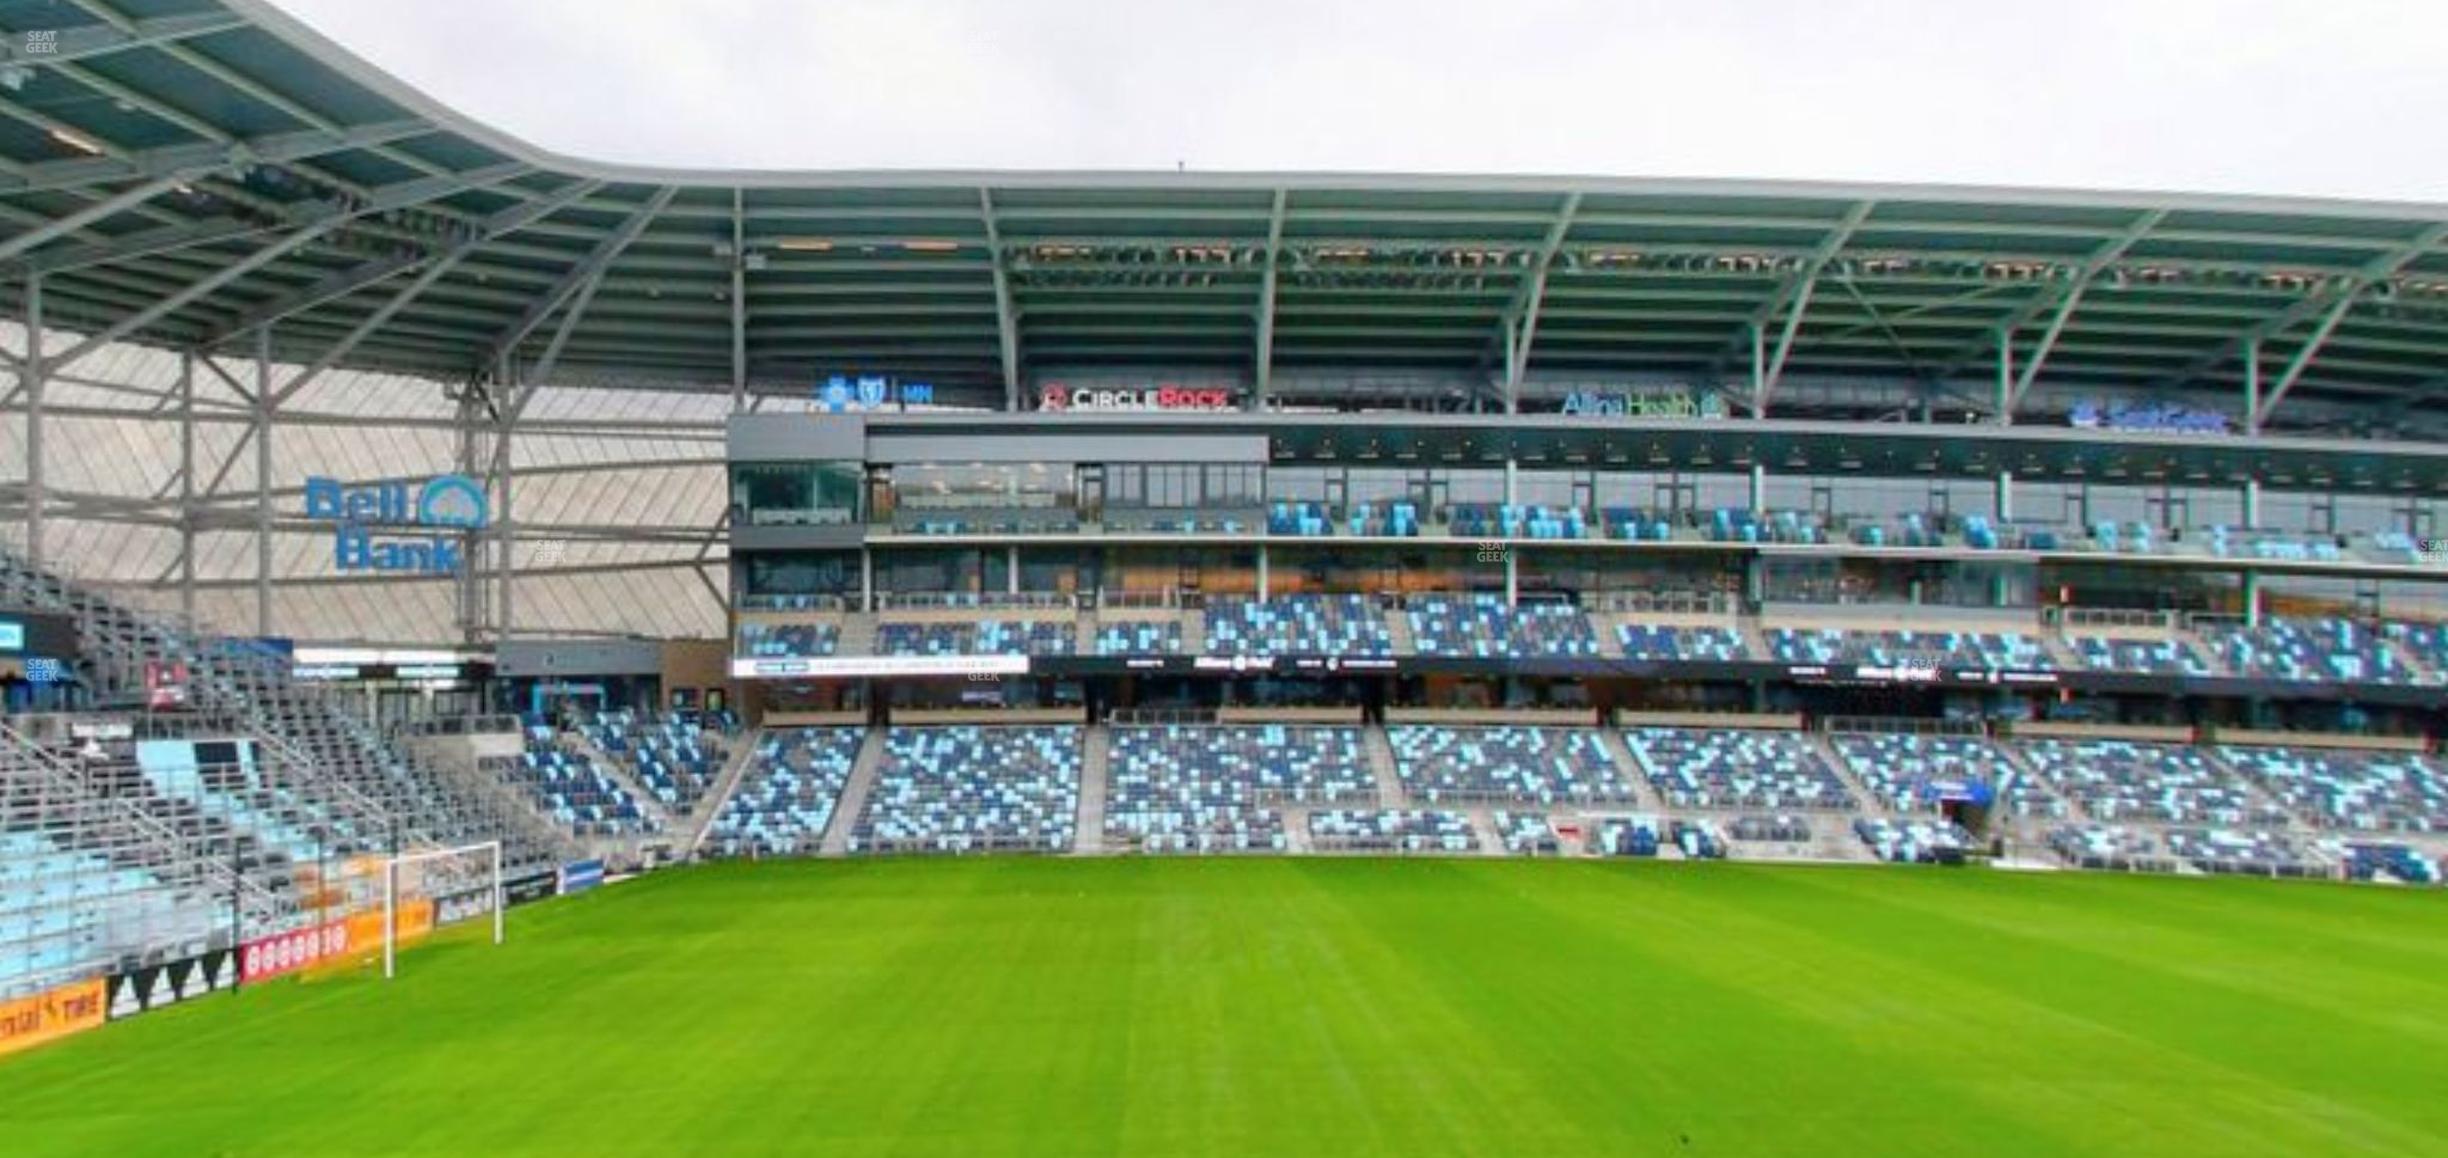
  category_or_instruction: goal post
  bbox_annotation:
[381,840,504,980]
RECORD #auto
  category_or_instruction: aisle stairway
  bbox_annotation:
[819,726,888,855]
[1073,726,1111,854]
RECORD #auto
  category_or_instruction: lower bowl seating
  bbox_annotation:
[1307,810,1478,853]
[1594,816,1665,856]
[2205,617,2410,684]
[2162,827,2324,878]
[1625,727,1856,811]
[2211,745,2448,833]
[1389,726,1635,804]
[1852,817,1974,863]
[705,728,863,856]
[850,726,1080,854]
[2045,824,2167,871]
[1491,812,1562,854]
[1764,627,2050,670]
[2018,739,2286,827]
[1828,733,2005,814]
[495,727,656,837]
[1105,725,1373,852]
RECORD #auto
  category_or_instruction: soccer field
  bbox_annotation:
[8,859,2446,1157]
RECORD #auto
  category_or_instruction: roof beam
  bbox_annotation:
[1498,193,1582,405]
[2166,220,2448,396]
[43,163,526,374]
[0,119,429,195]
[14,215,271,274]
[0,11,246,67]
[979,188,1021,410]
[482,186,677,373]
[0,173,198,263]
[218,174,596,349]
[2252,292,2361,430]
[1931,209,2166,407]
[1254,188,1286,410]
[1743,201,1875,412]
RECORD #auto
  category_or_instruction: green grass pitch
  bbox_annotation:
[8,858,2446,1157]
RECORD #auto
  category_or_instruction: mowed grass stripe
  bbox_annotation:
[3,859,2443,1158]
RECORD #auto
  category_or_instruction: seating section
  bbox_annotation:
[1626,728,1856,811]
[585,712,728,814]
[1346,502,1422,538]
[1449,503,1588,540]
[736,621,840,659]
[1852,817,1973,863]
[1491,812,1563,854]
[2339,842,2441,884]
[2213,746,2448,833]
[1725,814,1814,845]
[704,728,863,857]
[1308,810,1478,853]
[851,727,1079,854]
[2163,828,2324,877]
[1595,816,1665,856]
[1707,508,1825,545]
[0,830,196,995]
[876,619,1077,657]
[1094,619,1183,656]
[2205,618,2411,684]
[2064,635,2214,677]
[1267,502,1335,537]
[1104,726,1373,852]
[1202,596,1391,657]
[1390,726,1635,804]
[1616,624,1749,662]
[2015,740,2284,826]
[1764,627,2049,669]
[1828,733,2006,814]
[2045,825,2167,870]
[499,728,655,837]
[1406,596,1600,658]
[2380,621,2448,679]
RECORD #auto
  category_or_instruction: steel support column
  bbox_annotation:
[1254,189,1285,412]
[1504,550,1518,609]
[730,187,747,414]
[1996,470,2015,522]
[2244,569,2263,627]
[23,273,42,568]
[2243,478,2262,530]
[179,351,196,630]
[253,328,272,637]
[1749,464,1767,514]
[1256,545,1269,601]
[1994,329,2015,426]
[979,189,1021,411]
[495,358,517,641]
[1748,322,1766,417]
[2243,340,2262,437]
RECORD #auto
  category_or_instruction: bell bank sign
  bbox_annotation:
[303,475,489,575]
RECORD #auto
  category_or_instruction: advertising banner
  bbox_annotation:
[0,978,108,1058]
[105,950,235,1021]
[434,887,497,928]
[239,921,351,984]
[559,859,604,895]
[503,871,559,906]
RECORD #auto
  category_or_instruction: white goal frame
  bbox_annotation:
[382,840,504,979]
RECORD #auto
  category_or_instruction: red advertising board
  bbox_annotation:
[238,920,351,984]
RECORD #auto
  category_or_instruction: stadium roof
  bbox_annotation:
[5,0,2448,423]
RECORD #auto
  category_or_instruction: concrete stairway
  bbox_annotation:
[819,725,888,855]
[1362,725,1406,805]
[1383,607,1417,656]
[684,728,766,854]
[1813,732,1896,817]
[1073,725,1110,854]
[1593,727,1653,807]
[1178,609,1206,653]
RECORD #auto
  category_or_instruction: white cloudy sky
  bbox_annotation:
[267,0,2448,200]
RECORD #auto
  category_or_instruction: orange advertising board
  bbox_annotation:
[0,978,108,1057]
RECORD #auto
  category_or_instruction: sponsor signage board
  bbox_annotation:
[503,871,559,907]
[1037,382,1236,412]
[105,950,235,1021]
[559,860,605,895]
[304,475,489,575]
[730,654,1031,680]
[0,978,108,1057]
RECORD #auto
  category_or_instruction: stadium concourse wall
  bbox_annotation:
[0,860,567,1061]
